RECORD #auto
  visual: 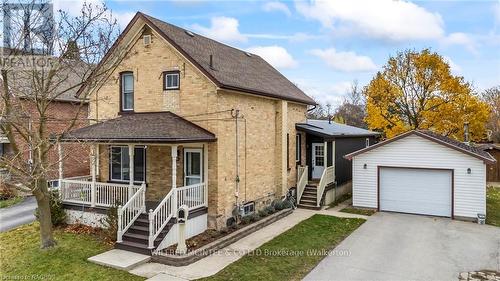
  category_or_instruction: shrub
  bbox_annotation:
[265,205,276,214]
[240,215,252,225]
[35,191,66,226]
[0,183,16,200]
[258,208,269,217]
[249,213,260,222]
[102,202,119,243]
[282,199,293,209]
[272,199,285,211]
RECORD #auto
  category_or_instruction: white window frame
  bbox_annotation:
[164,71,180,90]
[365,138,370,147]
[110,146,145,183]
[242,202,255,216]
[184,148,203,186]
[121,73,134,111]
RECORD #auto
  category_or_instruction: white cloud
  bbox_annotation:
[247,45,298,69]
[441,32,478,54]
[262,1,291,17]
[245,32,325,42]
[442,56,462,75]
[113,12,136,30]
[295,0,444,41]
[294,79,351,106]
[309,48,377,72]
[192,17,247,43]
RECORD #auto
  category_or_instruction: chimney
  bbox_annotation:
[464,122,470,145]
[209,55,214,69]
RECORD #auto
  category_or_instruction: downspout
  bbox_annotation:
[232,109,241,208]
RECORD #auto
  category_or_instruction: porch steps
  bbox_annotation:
[115,213,175,255]
[298,184,321,210]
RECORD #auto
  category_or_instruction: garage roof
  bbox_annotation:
[344,130,496,164]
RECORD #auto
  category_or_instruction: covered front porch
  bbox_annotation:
[57,112,216,252]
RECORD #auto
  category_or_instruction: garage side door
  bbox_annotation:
[379,167,452,217]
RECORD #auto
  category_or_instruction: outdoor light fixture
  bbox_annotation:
[467,168,471,174]
[363,164,367,169]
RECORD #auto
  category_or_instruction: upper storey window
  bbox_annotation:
[121,72,134,111]
[163,71,180,90]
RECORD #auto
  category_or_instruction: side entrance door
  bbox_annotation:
[311,143,325,179]
[184,148,203,186]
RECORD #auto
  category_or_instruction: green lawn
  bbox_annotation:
[0,223,145,281]
[340,207,376,216]
[0,196,23,208]
[486,187,500,227]
[200,214,365,281]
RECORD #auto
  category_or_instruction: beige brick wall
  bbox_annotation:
[88,21,309,229]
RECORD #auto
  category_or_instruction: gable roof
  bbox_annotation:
[60,112,216,143]
[344,130,496,164]
[76,12,315,105]
[296,119,380,138]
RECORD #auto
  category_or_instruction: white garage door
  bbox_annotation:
[379,167,452,217]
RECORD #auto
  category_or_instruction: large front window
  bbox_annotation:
[121,72,134,111]
[184,148,202,186]
[110,146,145,182]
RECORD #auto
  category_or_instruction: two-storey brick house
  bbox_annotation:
[58,12,357,255]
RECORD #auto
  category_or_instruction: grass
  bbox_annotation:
[339,207,376,216]
[0,196,23,208]
[0,223,145,281]
[200,214,365,281]
[486,186,500,227]
[328,192,352,209]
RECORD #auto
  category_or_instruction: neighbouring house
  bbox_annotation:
[295,119,379,208]
[345,130,496,220]
[55,12,374,255]
[0,57,90,183]
[477,143,500,185]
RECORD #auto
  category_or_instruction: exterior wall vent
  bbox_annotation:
[143,35,152,46]
[185,30,195,37]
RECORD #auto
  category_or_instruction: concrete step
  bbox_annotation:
[88,249,151,270]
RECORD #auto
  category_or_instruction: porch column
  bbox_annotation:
[203,143,209,206]
[128,144,135,199]
[91,144,97,207]
[171,145,178,214]
[57,142,63,185]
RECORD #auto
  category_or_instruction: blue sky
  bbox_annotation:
[61,0,500,107]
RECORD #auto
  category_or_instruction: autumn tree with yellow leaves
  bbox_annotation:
[365,49,489,141]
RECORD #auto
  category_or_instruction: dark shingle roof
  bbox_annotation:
[61,112,216,143]
[296,119,380,138]
[344,130,496,164]
[138,13,315,105]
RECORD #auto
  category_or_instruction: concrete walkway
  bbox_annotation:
[0,196,36,232]
[126,206,366,281]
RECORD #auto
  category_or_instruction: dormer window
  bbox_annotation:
[120,72,134,111]
[163,71,180,90]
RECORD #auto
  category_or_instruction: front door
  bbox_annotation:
[311,143,325,179]
[184,148,202,186]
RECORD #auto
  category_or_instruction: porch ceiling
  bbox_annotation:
[60,112,216,143]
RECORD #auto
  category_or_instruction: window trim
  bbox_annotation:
[109,146,146,183]
[365,138,370,148]
[183,148,203,186]
[242,201,255,217]
[120,71,134,112]
[163,70,180,90]
[286,133,290,170]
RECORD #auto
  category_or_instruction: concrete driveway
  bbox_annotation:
[0,196,36,232]
[304,212,500,281]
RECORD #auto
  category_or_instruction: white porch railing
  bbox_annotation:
[177,183,207,209]
[317,166,335,207]
[117,183,146,242]
[296,166,308,203]
[59,179,139,207]
[148,182,207,249]
[148,188,175,249]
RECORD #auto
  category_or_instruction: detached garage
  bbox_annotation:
[345,130,496,220]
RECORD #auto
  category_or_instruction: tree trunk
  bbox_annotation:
[33,179,56,248]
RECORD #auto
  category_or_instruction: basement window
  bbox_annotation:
[242,202,255,216]
[163,71,180,90]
